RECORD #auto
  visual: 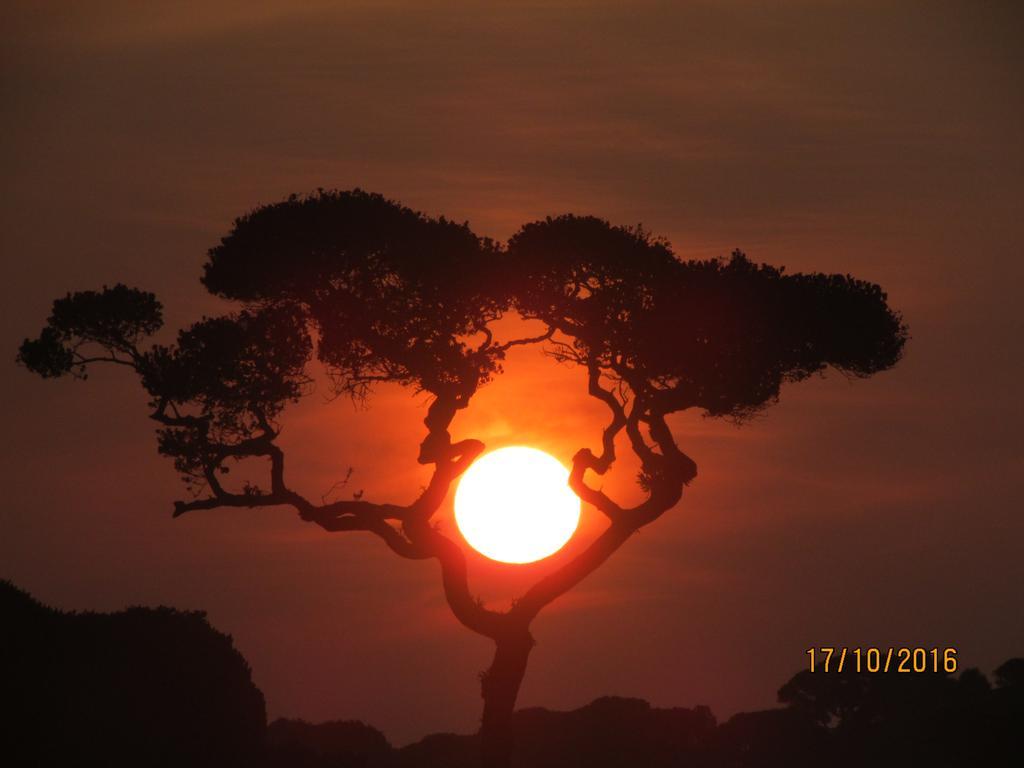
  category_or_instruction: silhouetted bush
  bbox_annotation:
[1,580,265,767]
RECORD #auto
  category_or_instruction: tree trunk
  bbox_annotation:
[479,629,533,768]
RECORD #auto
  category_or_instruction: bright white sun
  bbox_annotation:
[454,446,581,564]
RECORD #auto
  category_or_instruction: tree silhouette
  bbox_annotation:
[17,190,907,768]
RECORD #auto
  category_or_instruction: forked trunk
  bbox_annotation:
[479,630,533,768]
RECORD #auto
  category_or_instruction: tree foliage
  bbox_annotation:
[507,215,907,421]
[203,189,511,399]
[18,284,162,378]
[17,189,909,768]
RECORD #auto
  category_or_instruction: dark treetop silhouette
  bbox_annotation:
[18,189,907,768]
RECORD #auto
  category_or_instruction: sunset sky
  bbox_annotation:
[2,1,1022,744]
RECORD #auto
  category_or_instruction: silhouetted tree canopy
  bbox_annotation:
[143,306,314,495]
[16,189,912,768]
[17,284,162,379]
[995,658,1024,689]
[203,189,514,399]
[17,288,313,497]
[508,215,908,421]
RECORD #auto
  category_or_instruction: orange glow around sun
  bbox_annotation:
[454,446,581,564]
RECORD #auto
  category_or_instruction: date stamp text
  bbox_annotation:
[806,647,958,673]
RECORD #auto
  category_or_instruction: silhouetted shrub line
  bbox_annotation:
[3,580,1019,767]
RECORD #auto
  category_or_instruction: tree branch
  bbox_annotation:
[514,367,697,622]
[567,364,628,522]
[491,325,555,353]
